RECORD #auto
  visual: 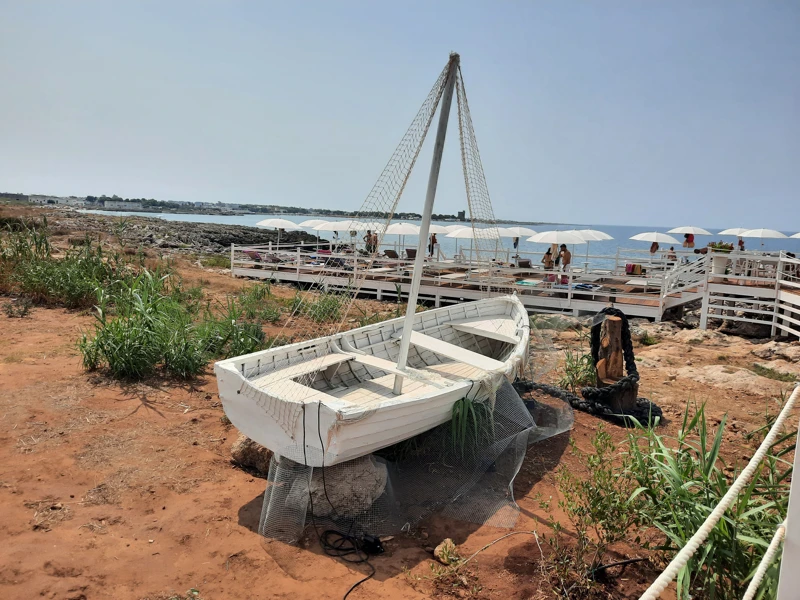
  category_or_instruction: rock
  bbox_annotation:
[752,341,800,363]
[307,455,388,518]
[672,329,729,347]
[534,314,581,331]
[754,361,800,379]
[719,320,773,339]
[677,365,788,394]
[230,434,273,475]
[434,538,459,565]
[683,314,700,328]
[629,326,647,341]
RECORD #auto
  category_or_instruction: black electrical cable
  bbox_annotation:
[300,402,375,600]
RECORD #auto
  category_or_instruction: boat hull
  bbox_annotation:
[215,295,529,467]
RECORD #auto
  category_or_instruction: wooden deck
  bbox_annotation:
[230,244,800,337]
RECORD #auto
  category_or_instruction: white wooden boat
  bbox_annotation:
[215,295,529,466]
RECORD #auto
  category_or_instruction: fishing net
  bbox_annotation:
[258,380,572,543]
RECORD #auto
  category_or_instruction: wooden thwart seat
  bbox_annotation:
[393,330,505,372]
[449,316,520,345]
[249,353,353,387]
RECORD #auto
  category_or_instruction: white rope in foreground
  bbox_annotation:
[638,383,799,600]
[742,520,787,600]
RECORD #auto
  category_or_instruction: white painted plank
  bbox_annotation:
[394,330,505,372]
[250,353,353,387]
[450,316,520,344]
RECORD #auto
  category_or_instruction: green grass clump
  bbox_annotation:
[78,274,266,379]
[201,255,230,268]
[751,363,797,382]
[640,333,659,346]
[0,222,142,309]
[559,349,597,392]
[306,292,344,323]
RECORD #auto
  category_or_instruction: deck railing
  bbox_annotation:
[227,243,800,337]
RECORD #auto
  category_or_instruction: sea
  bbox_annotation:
[80,210,800,270]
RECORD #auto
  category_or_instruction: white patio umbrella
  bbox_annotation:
[298,218,329,228]
[446,226,500,264]
[630,232,680,244]
[576,229,613,241]
[740,228,788,249]
[385,222,420,256]
[498,226,537,237]
[667,226,713,235]
[298,219,330,250]
[526,230,586,245]
[496,227,536,254]
[255,218,303,246]
[444,224,467,233]
[313,220,349,232]
[427,224,451,234]
[718,227,751,236]
[791,232,800,239]
[575,229,614,270]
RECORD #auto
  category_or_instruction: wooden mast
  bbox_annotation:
[393,52,460,395]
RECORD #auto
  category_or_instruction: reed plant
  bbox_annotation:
[450,397,494,459]
[625,402,792,599]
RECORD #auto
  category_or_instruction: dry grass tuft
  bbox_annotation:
[24,496,72,531]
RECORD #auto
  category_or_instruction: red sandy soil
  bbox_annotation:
[1,256,796,599]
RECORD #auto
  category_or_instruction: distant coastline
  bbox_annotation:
[1,193,547,226]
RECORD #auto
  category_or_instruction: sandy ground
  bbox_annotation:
[1,251,797,599]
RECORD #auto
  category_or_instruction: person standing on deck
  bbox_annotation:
[683,233,695,248]
[559,244,571,271]
[650,241,659,255]
[363,230,375,254]
[371,231,379,255]
[428,232,438,257]
[541,248,554,270]
[738,237,745,251]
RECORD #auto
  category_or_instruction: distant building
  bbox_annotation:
[0,193,28,201]
[457,210,466,221]
[56,197,87,207]
[103,200,143,210]
[29,195,59,205]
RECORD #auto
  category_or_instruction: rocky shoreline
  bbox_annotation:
[46,208,318,254]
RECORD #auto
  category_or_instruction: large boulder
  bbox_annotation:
[308,455,388,518]
[231,434,273,476]
[719,320,772,339]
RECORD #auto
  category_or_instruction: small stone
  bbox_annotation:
[434,538,459,565]
[420,531,429,540]
[148,539,154,543]
[423,546,435,554]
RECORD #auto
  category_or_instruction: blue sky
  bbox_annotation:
[1,2,798,229]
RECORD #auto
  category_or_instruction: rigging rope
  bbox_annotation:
[638,383,799,600]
